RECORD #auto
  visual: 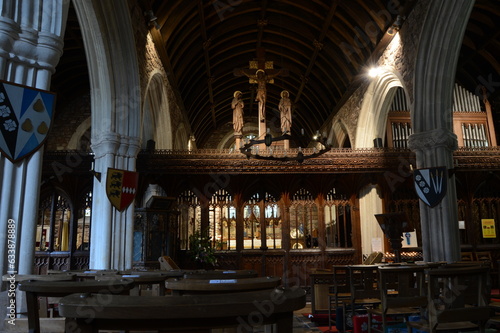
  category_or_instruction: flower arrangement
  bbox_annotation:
[187,229,217,267]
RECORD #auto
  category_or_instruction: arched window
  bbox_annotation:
[177,190,201,250]
[264,193,281,249]
[209,189,235,250]
[36,191,72,252]
[243,194,260,249]
[290,189,318,249]
[325,189,352,248]
[75,191,92,251]
[243,192,281,249]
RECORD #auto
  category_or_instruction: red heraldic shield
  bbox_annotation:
[106,168,139,211]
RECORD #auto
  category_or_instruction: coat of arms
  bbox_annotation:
[0,81,56,163]
[413,166,448,208]
[106,168,139,211]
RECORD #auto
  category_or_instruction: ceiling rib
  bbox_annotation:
[198,0,216,129]
[294,1,339,107]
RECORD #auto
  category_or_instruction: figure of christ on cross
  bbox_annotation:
[234,48,288,126]
[255,69,268,122]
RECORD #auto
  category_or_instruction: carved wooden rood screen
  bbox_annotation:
[37,82,500,289]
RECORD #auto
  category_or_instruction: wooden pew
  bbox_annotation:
[18,278,135,333]
[59,287,306,333]
[165,276,281,295]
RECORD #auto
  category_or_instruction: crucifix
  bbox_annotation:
[234,48,288,141]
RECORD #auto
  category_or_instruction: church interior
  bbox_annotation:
[2,0,500,331]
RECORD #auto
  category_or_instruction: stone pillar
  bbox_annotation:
[0,1,69,280]
[124,137,141,269]
[90,133,120,269]
[410,0,474,262]
[89,134,140,271]
[408,130,460,262]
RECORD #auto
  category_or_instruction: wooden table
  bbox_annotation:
[115,272,172,295]
[59,287,306,333]
[18,279,135,333]
[309,269,334,314]
[182,269,258,279]
[165,276,281,295]
[2,273,75,282]
[71,270,120,280]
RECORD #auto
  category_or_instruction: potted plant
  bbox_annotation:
[187,229,217,269]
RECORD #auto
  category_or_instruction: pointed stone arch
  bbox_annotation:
[174,123,189,150]
[72,0,142,270]
[143,71,173,149]
[355,70,408,148]
[68,117,91,150]
[329,120,350,148]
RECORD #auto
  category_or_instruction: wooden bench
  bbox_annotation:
[165,276,281,295]
[18,278,135,333]
[59,287,306,333]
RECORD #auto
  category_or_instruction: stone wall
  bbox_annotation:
[330,0,431,147]
[130,2,190,149]
[45,92,91,151]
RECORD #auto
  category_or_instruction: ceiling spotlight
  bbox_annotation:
[368,67,383,78]
[387,15,404,35]
[144,10,160,30]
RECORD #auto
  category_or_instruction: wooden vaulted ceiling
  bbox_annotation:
[50,0,500,149]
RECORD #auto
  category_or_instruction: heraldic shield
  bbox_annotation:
[413,166,448,208]
[0,81,56,163]
[106,168,139,211]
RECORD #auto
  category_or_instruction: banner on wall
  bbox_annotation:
[106,168,139,211]
[481,219,496,238]
[0,80,56,163]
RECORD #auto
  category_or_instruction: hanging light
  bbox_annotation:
[239,132,331,163]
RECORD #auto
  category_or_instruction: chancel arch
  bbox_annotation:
[355,70,408,149]
[328,120,349,148]
[73,0,142,270]
[174,123,190,150]
[219,124,259,150]
[355,69,409,259]
[143,72,173,149]
[67,117,91,150]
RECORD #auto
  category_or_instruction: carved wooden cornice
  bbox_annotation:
[42,147,500,175]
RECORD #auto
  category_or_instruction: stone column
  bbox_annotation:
[0,1,69,280]
[89,133,120,269]
[89,134,141,271]
[410,0,474,262]
[408,130,460,262]
[124,137,141,269]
